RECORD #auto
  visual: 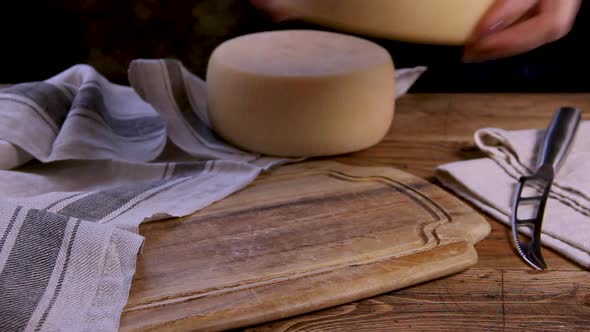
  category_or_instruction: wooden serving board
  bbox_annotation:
[120,160,491,331]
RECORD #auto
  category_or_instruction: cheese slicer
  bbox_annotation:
[511,107,581,270]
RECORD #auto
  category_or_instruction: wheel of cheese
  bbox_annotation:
[206,30,396,157]
[276,0,495,45]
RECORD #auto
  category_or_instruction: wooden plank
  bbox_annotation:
[247,268,505,331]
[246,268,590,331]
[503,270,590,331]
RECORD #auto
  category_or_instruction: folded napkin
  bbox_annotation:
[0,59,424,331]
[435,121,590,269]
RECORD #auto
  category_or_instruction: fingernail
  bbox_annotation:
[488,19,506,31]
[485,19,505,35]
[476,19,505,39]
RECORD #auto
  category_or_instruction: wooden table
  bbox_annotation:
[235,94,590,331]
[4,83,588,329]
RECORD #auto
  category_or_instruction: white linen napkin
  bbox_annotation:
[0,59,424,331]
[435,121,590,269]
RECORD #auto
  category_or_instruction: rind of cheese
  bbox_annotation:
[206,30,396,157]
[276,0,495,45]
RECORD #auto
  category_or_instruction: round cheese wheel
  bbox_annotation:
[206,30,396,157]
[276,0,495,45]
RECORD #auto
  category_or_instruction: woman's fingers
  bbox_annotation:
[249,0,580,62]
[469,0,539,40]
[463,0,581,62]
[463,16,554,62]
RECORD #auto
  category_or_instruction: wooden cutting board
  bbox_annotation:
[120,160,490,331]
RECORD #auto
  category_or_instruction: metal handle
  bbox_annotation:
[538,107,582,171]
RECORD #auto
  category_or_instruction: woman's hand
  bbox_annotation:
[463,0,582,62]
[251,0,582,63]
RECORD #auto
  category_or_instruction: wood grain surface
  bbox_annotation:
[120,160,490,331]
[5,87,588,329]
[243,94,590,331]
[245,268,590,332]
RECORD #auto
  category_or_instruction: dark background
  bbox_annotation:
[1,0,589,92]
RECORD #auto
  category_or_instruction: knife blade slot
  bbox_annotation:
[520,183,544,197]
[514,198,543,221]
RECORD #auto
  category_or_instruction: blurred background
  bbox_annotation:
[1,0,589,92]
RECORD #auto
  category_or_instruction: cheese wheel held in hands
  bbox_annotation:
[206,30,396,157]
[276,0,495,45]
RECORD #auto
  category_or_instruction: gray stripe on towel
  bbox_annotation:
[171,161,208,178]
[34,219,82,332]
[1,82,72,126]
[164,61,226,146]
[72,84,165,138]
[58,161,209,221]
[57,181,167,222]
[0,209,69,331]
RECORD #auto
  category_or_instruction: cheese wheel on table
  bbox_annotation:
[206,30,396,158]
[275,0,495,45]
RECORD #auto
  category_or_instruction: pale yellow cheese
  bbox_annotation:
[206,30,396,157]
[276,0,495,45]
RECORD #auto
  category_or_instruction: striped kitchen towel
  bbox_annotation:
[0,59,425,331]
